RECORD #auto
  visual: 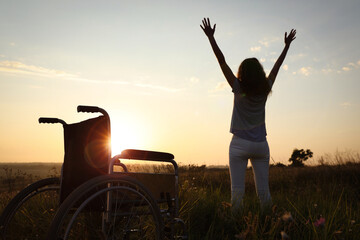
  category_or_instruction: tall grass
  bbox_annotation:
[0,153,359,239]
[178,160,359,239]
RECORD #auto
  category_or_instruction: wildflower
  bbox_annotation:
[272,205,278,214]
[281,212,293,222]
[280,231,290,240]
[221,201,232,208]
[314,217,325,227]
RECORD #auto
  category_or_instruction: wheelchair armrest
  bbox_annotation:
[119,149,174,161]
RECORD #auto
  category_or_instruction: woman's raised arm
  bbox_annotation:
[201,18,236,88]
[268,29,296,85]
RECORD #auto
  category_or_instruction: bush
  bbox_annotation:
[289,148,313,167]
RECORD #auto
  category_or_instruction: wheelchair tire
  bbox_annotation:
[47,174,164,240]
[0,177,60,240]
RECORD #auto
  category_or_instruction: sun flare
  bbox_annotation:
[110,123,141,155]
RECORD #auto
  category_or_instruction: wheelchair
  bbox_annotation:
[0,105,187,240]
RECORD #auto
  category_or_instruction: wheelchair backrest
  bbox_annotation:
[60,116,110,203]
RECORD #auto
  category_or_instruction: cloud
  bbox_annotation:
[0,60,180,92]
[189,77,199,84]
[258,37,280,47]
[321,60,360,74]
[339,61,360,72]
[298,67,311,76]
[290,53,306,61]
[250,46,261,52]
[340,102,351,108]
[209,81,228,93]
[134,83,181,92]
[215,82,227,90]
[258,40,269,47]
[260,58,266,63]
[283,64,288,71]
[0,60,81,79]
[321,68,333,74]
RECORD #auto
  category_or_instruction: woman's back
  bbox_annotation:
[230,77,273,142]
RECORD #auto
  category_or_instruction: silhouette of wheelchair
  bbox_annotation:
[0,105,186,240]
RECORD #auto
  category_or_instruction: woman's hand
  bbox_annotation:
[269,29,297,84]
[201,18,216,38]
[285,29,296,46]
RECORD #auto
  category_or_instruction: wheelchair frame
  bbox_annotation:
[0,105,186,240]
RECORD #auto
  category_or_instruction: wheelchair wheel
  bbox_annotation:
[47,174,164,240]
[0,177,60,240]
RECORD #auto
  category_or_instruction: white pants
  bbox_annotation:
[229,135,272,207]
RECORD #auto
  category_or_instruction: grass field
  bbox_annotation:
[178,163,359,239]
[0,155,359,239]
[0,162,61,193]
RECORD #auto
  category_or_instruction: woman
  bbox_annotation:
[201,18,296,208]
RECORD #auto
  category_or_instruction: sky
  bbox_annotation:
[0,0,359,166]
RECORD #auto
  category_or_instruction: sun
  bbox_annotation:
[110,123,141,155]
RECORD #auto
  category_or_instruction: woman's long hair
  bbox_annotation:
[237,58,271,97]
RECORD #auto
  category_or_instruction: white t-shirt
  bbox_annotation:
[230,78,273,142]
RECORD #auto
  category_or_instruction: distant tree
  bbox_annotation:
[289,148,313,167]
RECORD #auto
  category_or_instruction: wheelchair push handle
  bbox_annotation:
[77,105,101,113]
[38,118,66,125]
[77,105,109,118]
